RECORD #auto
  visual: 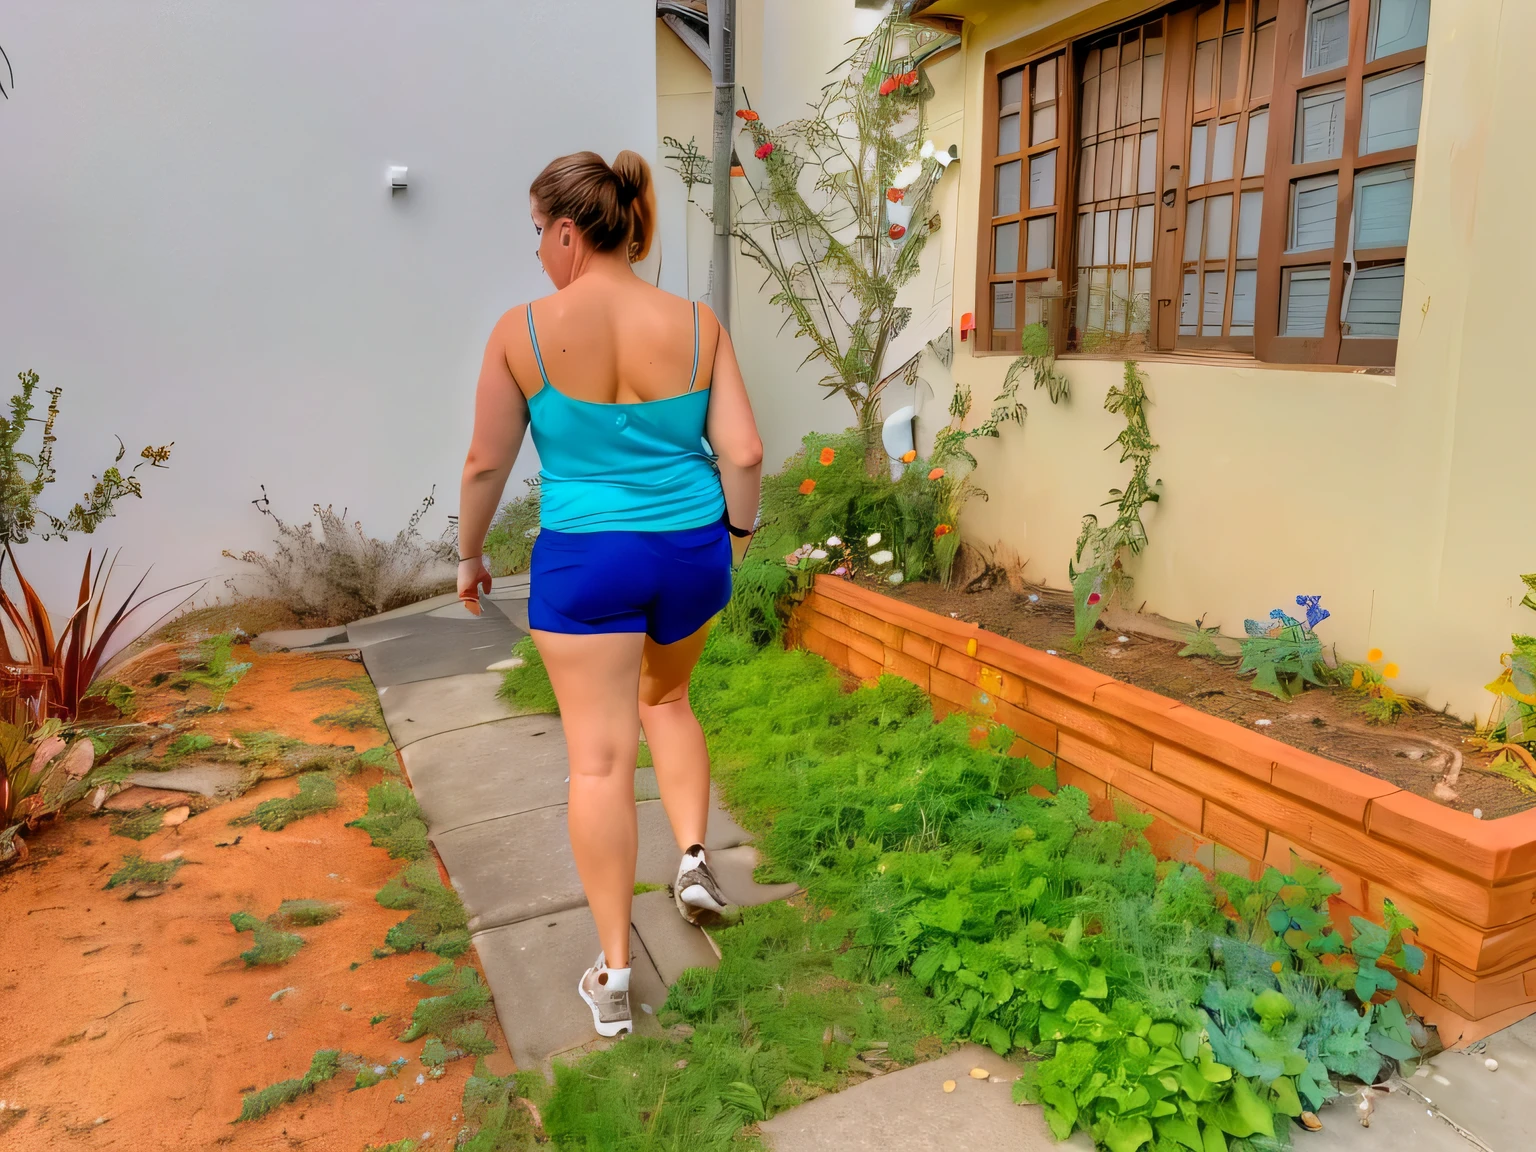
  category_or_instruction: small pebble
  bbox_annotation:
[1046,649,1058,656]
[1254,719,1272,727]
[969,1067,989,1079]
[396,1094,406,1104]
[641,1003,654,1014]
[1474,809,1484,819]
[1432,1073,1451,1086]
[1117,636,1129,643]
[1486,1057,1499,1071]
[942,1080,957,1093]
[674,1060,688,1070]
[94,1117,107,1126]
[339,1003,350,1011]
[266,1031,275,1041]
[1028,593,1040,602]
[159,849,184,862]
[374,1065,387,1075]
[270,987,295,1001]
[416,1074,425,1085]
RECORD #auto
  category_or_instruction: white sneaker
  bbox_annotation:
[674,844,729,925]
[577,952,632,1037]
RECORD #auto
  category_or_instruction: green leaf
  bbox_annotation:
[1251,989,1294,1029]
[1268,1075,1303,1117]
[1157,1117,1204,1152]
[986,968,1015,1004]
[1207,1077,1276,1138]
[1063,915,1084,956]
[1103,1115,1154,1152]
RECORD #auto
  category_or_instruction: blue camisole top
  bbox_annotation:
[524,303,726,534]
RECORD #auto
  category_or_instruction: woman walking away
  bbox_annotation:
[455,150,764,1039]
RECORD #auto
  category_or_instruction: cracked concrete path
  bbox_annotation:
[343,578,796,1073]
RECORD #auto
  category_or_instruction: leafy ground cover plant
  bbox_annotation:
[229,910,307,966]
[1239,597,1333,702]
[228,771,338,830]
[1069,361,1161,649]
[223,487,455,625]
[1,714,92,860]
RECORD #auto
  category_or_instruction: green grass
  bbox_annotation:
[229,771,338,830]
[496,637,558,715]
[376,858,470,959]
[634,882,666,896]
[315,697,387,733]
[348,779,429,860]
[103,853,184,889]
[272,898,343,927]
[399,965,494,1044]
[110,808,168,840]
[164,732,215,761]
[236,1049,341,1122]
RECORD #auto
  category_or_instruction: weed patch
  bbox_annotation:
[229,771,338,830]
[376,859,470,959]
[348,779,429,860]
[110,808,168,840]
[399,965,494,1044]
[272,898,343,927]
[236,1049,341,1122]
[104,853,184,889]
[496,637,558,715]
[316,697,386,733]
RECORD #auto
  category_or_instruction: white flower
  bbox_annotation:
[810,549,828,560]
[871,549,894,565]
[888,572,904,585]
[867,532,882,546]
[827,536,842,547]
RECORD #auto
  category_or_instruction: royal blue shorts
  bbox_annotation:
[528,520,733,645]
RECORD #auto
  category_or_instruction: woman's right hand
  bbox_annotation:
[458,556,493,615]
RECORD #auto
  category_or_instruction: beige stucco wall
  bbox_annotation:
[932,0,1534,722]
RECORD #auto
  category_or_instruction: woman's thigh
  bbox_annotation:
[532,629,647,774]
[638,620,713,706]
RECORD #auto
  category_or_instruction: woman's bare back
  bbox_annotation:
[505,277,720,405]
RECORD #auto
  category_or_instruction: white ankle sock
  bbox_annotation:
[679,844,707,873]
[596,962,631,992]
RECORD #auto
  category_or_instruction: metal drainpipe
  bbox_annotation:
[707,0,735,332]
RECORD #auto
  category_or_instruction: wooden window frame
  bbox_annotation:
[974,0,1426,368]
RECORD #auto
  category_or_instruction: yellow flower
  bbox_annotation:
[1271,961,1283,974]
[1383,663,1400,679]
[1351,668,1364,689]
[1367,648,1383,663]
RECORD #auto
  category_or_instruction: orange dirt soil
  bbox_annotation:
[0,643,510,1151]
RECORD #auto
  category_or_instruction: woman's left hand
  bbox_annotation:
[458,556,493,615]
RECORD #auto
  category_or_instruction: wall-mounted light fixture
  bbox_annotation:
[387,166,408,192]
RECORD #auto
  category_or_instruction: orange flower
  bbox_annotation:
[1367,647,1383,663]
[735,109,760,121]
[886,187,904,203]
[1382,662,1400,679]
[934,524,952,537]
[927,467,945,480]
[900,449,917,463]
[819,446,836,466]
[798,478,816,495]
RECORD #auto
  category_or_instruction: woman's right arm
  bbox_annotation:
[702,312,764,562]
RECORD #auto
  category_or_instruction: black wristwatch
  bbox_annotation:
[723,511,758,538]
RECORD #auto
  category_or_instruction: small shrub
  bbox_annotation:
[223,486,455,625]
[496,637,558,716]
[1480,574,1536,755]
[229,771,338,830]
[104,853,184,889]
[236,1049,341,1122]
[348,779,429,860]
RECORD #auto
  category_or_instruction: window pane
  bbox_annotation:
[1081,77,1099,140]
[1138,131,1159,193]
[1093,210,1111,263]
[999,113,1021,155]
[1212,120,1237,182]
[1024,280,1044,326]
[1119,136,1138,195]
[1032,105,1058,145]
[1251,21,1276,101]
[1362,65,1424,154]
[1078,211,1093,265]
[1095,141,1116,199]
[1184,199,1204,262]
[1190,122,1209,186]
[1142,47,1165,116]
[1120,58,1143,124]
[994,222,1020,274]
[1281,266,1331,335]
[1195,40,1217,111]
[995,160,1022,216]
[1131,266,1153,332]
[993,281,1017,333]
[1345,263,1406,336]
[1354,163,1414,248]
[1027,215,1056,271]
[1076,268,1093,331]
[1108,268,1129,331]
[1231,268,1258,335]
[1135,204,1155,262]
[1244,109,1269,177]
[1220,32,1243,103]
[1034,57,1058,104]
[1305,0,1350,74]
[1099,62,1120,132]
[1000,68,1024,112]
[1079,144,1097,202]
[1089,268,1109,329]
[1202,270,1227,333]
[1237,190,1264,259]
[1180,271,1200,334]
[1205,194,1233,260]
[1290,174,1338,251]
[1370,0,1431,61]
[1115,207,1134,263]
[1296,86,1345,163]
[1029,150,1057,208]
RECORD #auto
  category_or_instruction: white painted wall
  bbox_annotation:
[1,1,656,623]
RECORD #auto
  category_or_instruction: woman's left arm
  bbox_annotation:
[457,311,531,612]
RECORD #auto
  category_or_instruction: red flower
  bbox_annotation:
[755,142,775,160]
[927,467,945,480]
[879,76,898,97]
[886,187,904,203]
[818,447,836,466]
[900,450,917,463]
[934,524,953,537]
[889,224,906,240]
[902,71,919,86]
[735,109,760,121]
[1087,592,1102,606]
[799,478,816,495]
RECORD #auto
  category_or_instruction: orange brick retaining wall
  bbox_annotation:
[787,575,1536,1045]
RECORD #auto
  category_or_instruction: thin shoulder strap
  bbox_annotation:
[686,302,702,392]
[525,305,553,388]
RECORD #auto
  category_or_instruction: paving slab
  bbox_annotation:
[378,671,515,748]
[402,716,569,833]
[635,766,661,802]
[631,889,719,985]
[634,795,752,886]
[432,805,584,932]
[1302,1084,1480,1151]
[356,601,524,687]
[705,844,803,908]
[1406,1018,1536,1150]
[251,625,349,653]
[346,591,464,629]
[124,763,244,797]
[760,1045,1092,1152]
[497,597,531,632]
[472,911,667,1073]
